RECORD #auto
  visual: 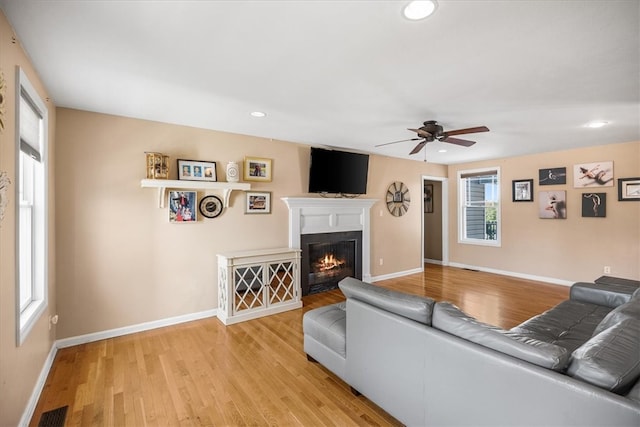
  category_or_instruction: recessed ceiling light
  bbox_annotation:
[586,120,608,128]
[251,111,266,118]
[438,149,447,153]
[403,1,438,20]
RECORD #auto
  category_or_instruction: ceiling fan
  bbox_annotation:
[377,120,489,155]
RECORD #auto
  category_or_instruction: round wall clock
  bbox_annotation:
[199,195,224,218]
[386,181,410,217]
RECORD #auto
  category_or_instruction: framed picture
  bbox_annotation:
[424,184,433,213]
[244,157,272,182]
[539,191,566,219]
[245,191,272,214]
[538,167,566,185]
[177,159,217,182]
[582,193,606,217]
[618,177,640,201]
[512,179,533,202]
[169,191,197,222]
[573,161,613,187]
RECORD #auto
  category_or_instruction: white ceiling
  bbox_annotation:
[1,0,638,164]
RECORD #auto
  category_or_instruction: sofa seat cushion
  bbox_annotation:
[433,302,570,371]
[510,300,611,353]
[338,277,435,325]
[568,318,640,394]
[303,302,347,358]
[593,297,640,336]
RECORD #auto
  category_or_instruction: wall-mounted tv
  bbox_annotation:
[308,147,369,195]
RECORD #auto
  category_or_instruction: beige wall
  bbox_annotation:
[448,141,640,282]
[55,108,447,339]
[0,12,57,427]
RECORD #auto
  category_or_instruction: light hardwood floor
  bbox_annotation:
[30,264,569,426]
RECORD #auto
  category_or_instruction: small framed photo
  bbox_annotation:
[244,157,272,182]
[573,161,613,188]
[177,159,217,182]
[169,191,197,223]
[538,167,566,185]
[539,191,567,219]
[424,184,433,213]
[582,193,606,217]
[512,179,533,202]
[245,191,272,214]
[618,177,640,201]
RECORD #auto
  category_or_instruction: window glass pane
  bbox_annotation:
[459,169,500,244]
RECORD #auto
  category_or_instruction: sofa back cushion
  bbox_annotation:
[568,318,640,394]
[593,297,640,336]
[338,277,435,325]
[433,302,570,371]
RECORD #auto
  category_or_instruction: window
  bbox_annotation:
[16,68,48,345]
[458,167,500,246]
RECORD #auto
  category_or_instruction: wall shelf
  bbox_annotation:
[140,179,251,208]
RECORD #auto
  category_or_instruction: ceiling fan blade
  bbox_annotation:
[375,137,422,148]
[409,140,428,155]
[444,126,489,136]
[408,128,432,138]
[442,136,477,147]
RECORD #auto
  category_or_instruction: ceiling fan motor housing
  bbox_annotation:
[422,121,443,139]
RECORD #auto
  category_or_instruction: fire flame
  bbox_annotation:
[317,253,345,271]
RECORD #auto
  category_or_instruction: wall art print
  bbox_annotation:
[0,171,10,224]
[169,191,197,223]
[573,161,613,188]
[618,177,640,201]
[538,167,566,185]
[582,193,606,217]
[0,68,5,133]
[539,191,567,219]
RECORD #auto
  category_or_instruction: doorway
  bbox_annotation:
[421,176,448,268]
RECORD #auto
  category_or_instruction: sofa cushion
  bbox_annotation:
[433,302,570,371]
[338,277,435,325]
[302,302,347,357]
[571,281,636,308]
[511,300,611,353]
[593,297,640,336]
[568,318,640,394]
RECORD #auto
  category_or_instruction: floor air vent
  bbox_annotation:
[38,405,68,427]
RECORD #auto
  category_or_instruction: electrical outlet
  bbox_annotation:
[379,258,384,266]
[604,266,611,274]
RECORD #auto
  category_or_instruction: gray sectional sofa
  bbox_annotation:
[303,276,640,426]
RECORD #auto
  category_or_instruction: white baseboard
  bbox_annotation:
[18,343,58,427]
[447,262,574,287]
[56,308,218,349]
[424,258,444,265]
[370,267,424,283]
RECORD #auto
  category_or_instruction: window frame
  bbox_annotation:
[15,67,49,346]
[457,166,501,247]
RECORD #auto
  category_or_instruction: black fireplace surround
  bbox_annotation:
[300,231,363,296]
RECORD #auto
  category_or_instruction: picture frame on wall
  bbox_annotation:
[424,184,434,213]
[512,179,533,202]
[245,191,272,214]
[539,191,566,219]
[243,157,272,182]
[177,159,217,182]
[582,193,606,217]
[538,167,566,185]
[617,177,640,201]
[573,161,614,188]
[169,191,197,222]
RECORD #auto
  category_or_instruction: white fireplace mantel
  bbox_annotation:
[281,197,377,282]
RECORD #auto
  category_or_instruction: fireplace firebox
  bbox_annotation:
[301,231,362,295]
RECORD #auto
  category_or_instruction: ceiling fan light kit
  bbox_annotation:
[403,1,438,20]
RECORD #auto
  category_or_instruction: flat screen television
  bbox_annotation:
[308,147,369,195]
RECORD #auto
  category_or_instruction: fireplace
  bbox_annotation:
[301,231,362,295]
[282,197,377,295]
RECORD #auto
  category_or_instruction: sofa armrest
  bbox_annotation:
[570,281,636,308]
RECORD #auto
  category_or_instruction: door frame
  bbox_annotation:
[421,175,449,267]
